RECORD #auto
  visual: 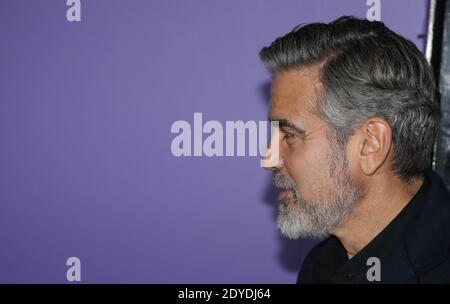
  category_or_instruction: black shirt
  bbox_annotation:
[297,170,450,284]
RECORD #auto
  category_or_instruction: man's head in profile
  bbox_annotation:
[260,17,450,283]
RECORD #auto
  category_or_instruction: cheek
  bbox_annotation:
[284,141,332,196]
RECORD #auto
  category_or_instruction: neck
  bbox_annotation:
[332,173,424,259]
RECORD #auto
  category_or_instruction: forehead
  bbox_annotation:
[270,68,322,121]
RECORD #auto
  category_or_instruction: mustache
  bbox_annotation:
[272,172,297,190]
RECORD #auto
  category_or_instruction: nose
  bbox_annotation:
[262,155,282,171]
[261,126,283,171]
[261,151,283,171]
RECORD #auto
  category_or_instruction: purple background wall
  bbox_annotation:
[0,0,428,283]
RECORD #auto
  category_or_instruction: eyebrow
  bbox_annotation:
[268,117,306,135]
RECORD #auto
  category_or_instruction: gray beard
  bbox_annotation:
[273,151,366,239]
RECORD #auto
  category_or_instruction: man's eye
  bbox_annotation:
[283,132,296,141]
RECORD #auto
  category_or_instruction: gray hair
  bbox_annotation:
[260,16,440,183]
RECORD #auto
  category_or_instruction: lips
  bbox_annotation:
[277,189,295,202]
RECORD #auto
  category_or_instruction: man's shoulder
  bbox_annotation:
[402,170,450,282]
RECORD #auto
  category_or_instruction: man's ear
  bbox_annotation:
[358,117,392,176]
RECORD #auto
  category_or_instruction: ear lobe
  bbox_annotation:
[359,119,392,176]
